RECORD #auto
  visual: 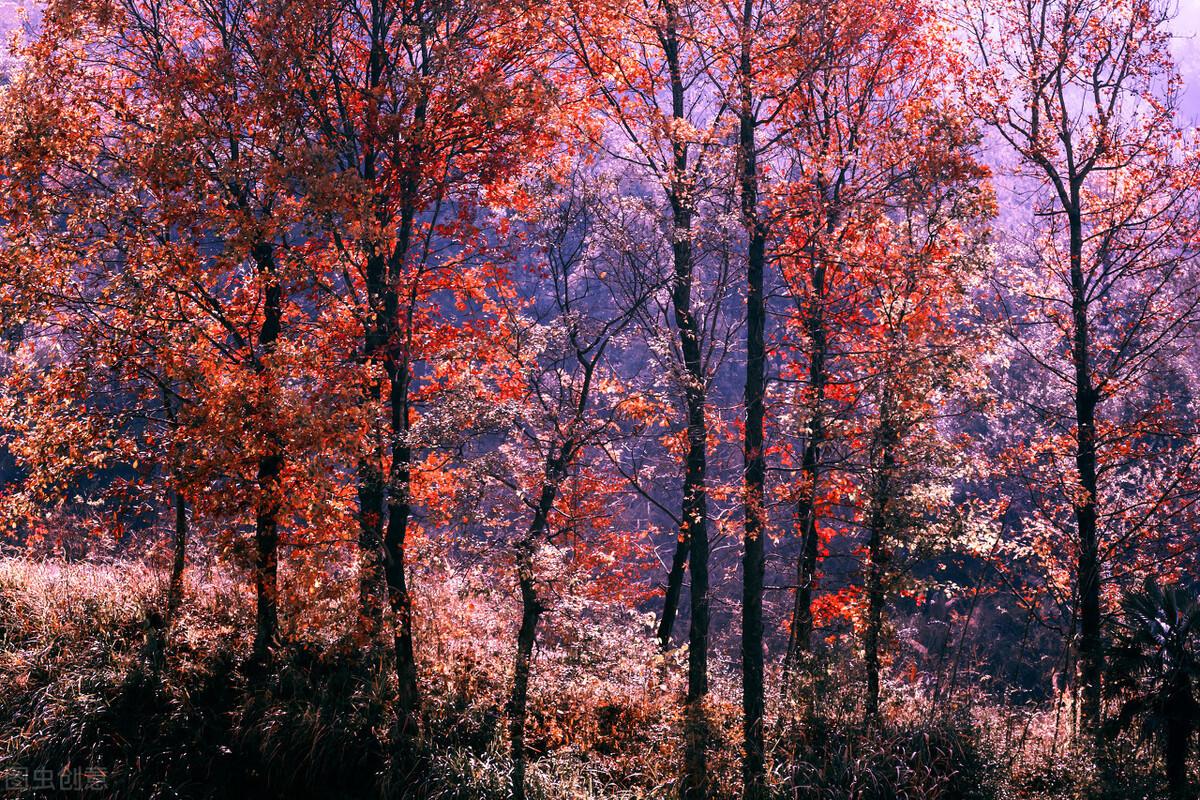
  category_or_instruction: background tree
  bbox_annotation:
[1106,579,1200,800]
[850,154,992,722]
[764,0,975,669]
[558,2,739,793]
[482,174,655,800]
[965,0,1200,771]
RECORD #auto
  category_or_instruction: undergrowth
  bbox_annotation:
[0,558,1180,799]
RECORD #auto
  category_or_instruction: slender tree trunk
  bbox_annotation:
[787,255,828,669]
[254,454,282,663]
[863,525,885,722]
[356,9,427,702]
[1067,204,1103,766]
[738,4,768,792]
[356,250,390,645]
[162,390,188,629]
[510,544,543,800]
[217,130,287,665]
[656,10,712,797]
[357,175,424,734]
[510,464,566,800]
[355,193,389,641]
[789,450,820,658]
[384,198,423,730]
[167,484,188,626]
[863,409,896,724]
[1165,700,1191,800]
[740,213,768,800]
[252,241,283,664]
[659,539,689,647]
[358,450,388,640]
[385,396,420,729]
[681,379,710,800]
[683,481,710,800]
[356,23,392,646]
[222,75,287,664]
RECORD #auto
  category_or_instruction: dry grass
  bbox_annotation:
[0,556,1177,799]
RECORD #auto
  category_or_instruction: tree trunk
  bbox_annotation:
[787,254,828,669]
[162,388,187,629]
[252,241,283,665]
[509,467,566,800]
[681,393,710,800]
[657,10,712,797]
[683,438,710,800]
[1067,204,1104,766]
[1165,694,1191,800]
[355,318,388,645]
[358,454,387,639]
[658,539,689,648]
[383,191,424,728]
[510,546,543,800]
[862,412,896,723]
[355,24,394,645]
[166,484,187,626]
[354,22,389,638]
[385,410,420,731]
[738,2,768,791]
[863,525,885,722]
[253,453,282,663]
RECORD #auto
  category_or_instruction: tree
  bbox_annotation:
[1107,579,1200,800]
[762,0,992,715]
[280,0,558,724]
[558,2,738,793]
[481,175,654,800]
[707,0,838,790]
[965,0,1200,770]
[765,0,974,667]
[0,0,335,662]
[852,170,991,721]
[730,2,770,790]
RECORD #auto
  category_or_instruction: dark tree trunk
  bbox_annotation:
[507,336,599,800]
[510,545,543,800]
[656,9,712,797]
[658,539,689,648]
[162,388,188,629]
[357,452,388,640]
[787,254,828,669]
[1067,204,1103,765]
[252,241,283,665]
[355,23,393,646]
[357,212,424,733]
[1164,688,1192,800]
[863,408,896,724]
[355,153,389,641]
[385,434,420,728]
[740,205,768,800]
[384,197,423,730]
[863,524,885,722]
[166,484,187,626]
[738,3,768,792]
[253,453,282,663]
[510,464,567,800]
[681,387,710,800]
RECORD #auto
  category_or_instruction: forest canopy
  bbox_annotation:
[1,0,1200,798]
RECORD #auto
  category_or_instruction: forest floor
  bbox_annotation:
[0,557,1173,799]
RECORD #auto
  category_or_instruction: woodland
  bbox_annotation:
[1,0,1199,797]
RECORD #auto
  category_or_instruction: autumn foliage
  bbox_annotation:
[1,0,1200,797]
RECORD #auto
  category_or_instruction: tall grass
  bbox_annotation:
[0,557,1181,799]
